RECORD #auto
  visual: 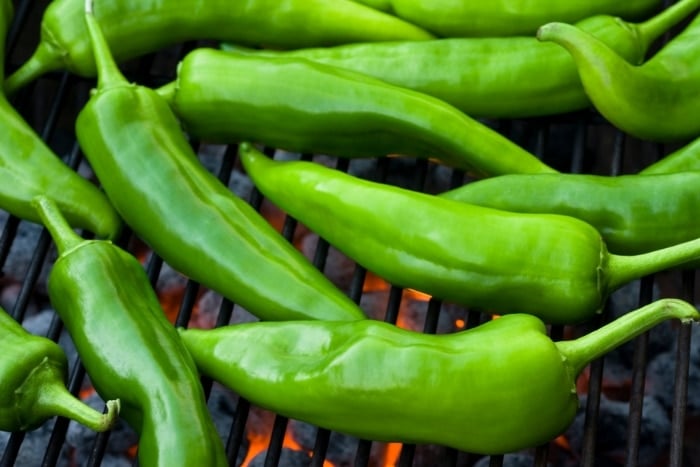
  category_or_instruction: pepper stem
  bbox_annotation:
[155,80,177,103]
[83,0,128,90]
[557,299,699,376]
[635,0,700,54]
[3,42,63,96]
[607,237,700,292]
[17,357,120,432]
[32,196,85,256]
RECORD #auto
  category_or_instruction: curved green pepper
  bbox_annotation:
[239,143,700,324]
[439,171,700,255]
[538,10,700,142]
[641,135,700,173]
[0,0,121,240]
[75,3,365,322]
[438,133,700,254]
[157,48,556,177]
[179,298,700,455]
[222,0,699,119]
[32,195,228,467]
[0,306,120,433]
[348,0,663,37]
[4,0,433,95]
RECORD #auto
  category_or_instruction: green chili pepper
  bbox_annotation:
[179,298,700,455]
[439,171,700,255]
[438,133,700,253]
[538,11,700,142]
[3,0,433,95]
[239,143,700,324]
[157,49,556,177]
[0,0,121,240]
[222,0,699,119]
[641,135,700,173]
[75,2,365,323]
[349,0,664,37]
[32,195,228,466]
[0,306,120,433]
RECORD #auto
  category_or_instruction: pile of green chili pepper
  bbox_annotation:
[0,0,121,240]
[3,0,433,95]
[74,1,367,324]
[223,0,700,118]
[1,0,699,462]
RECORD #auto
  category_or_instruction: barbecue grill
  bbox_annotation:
[2,1,699,466]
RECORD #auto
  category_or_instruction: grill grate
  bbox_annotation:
[2,1,698,466]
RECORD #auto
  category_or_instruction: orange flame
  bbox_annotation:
[383,443,403,466]
[239,425,336,467]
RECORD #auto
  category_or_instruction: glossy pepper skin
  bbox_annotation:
[0,306,119,433]
[157,49,556,178]
[3,0,433,94]
[538,10,700,142]
[0,0,121,240]
[180,299,700,455]
[33,195,228,467]
[348,0,663,37]
[440,171,700,255]
[75,3,365,323]
[223,0,699,119]
[240,143,700,324]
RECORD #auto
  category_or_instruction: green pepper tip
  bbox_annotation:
[103,398,121,428]
[536,22,561,42]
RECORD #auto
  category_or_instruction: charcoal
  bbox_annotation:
[0,218,51,293]
[196,143,228,174]
[604,281,672,367]
[566,394,670,467]
[149,255,189,297]
[473,452,540,467]
[196,289,260,326]
[0,422,70,467]
[299,233,356,294]
[206,382,249,467]
[288,420,357,467]
[93,453,133,467]
[0,281,40,318]
[647,350,700,416]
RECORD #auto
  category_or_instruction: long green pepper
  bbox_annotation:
[0,306,119,433]
[0,0,121,240]
[439,131,700,254]
[538,10,700,142]
[223,0,700,119]
[240,144,700,324]
[440,171,700,255]
[33,195,227,467]
[157,49,556,177]
[75,2,365,323]
[4,0,433,94]
[348,0,664,37]
[179,299,700,455]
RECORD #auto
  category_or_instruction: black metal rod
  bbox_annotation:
[625,275,655,467]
